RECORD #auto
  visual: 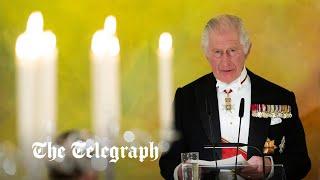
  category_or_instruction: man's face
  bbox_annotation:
[206,28,247,83]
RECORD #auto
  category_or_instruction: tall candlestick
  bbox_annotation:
[91,16,120,179]
[91,15,120,142]
[158,32,173,144]
[15,11,57,179]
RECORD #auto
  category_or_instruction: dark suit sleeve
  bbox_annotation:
[272,92,311,179]
[159,88,187,180]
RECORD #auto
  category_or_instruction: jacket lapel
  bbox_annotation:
[195,73,221,146]
[247,70,270,158]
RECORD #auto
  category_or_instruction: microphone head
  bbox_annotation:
[239,98,245,118]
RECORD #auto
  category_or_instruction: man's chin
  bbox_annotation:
[217,73,236,83]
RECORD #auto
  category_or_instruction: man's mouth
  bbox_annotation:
[221,69,233,72]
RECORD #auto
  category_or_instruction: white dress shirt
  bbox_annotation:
[216,68,251,152]
[215,68,250,180]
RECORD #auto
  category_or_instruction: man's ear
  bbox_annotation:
[245,43,252,58]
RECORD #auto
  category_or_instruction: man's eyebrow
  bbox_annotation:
[211,45,241,50]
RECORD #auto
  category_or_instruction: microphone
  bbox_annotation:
[235,98,245,178]
[239,98,245,118]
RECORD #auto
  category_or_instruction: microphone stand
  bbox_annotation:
[235,98,245,179]
[234,115,242,176]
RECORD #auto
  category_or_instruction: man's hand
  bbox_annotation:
[238,156,271,179]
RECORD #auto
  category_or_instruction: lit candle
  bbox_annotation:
[91,15,120,142]
[158,32,173,143]
[15,11,57,178]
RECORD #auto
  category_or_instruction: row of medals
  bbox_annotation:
[251,104,292,119]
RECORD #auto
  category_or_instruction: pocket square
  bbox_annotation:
[270,117,282,125]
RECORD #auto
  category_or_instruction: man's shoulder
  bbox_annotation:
[249,70,293,96]
[180,72,213,91]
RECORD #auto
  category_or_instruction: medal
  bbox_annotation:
[263,138,277,154]
[220,74,247,113]
[223,89,233,112]
[251,104,292,119]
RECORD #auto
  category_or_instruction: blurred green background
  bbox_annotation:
[0,0,319,179]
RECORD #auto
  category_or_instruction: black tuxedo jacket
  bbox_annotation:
[159,70,311,179]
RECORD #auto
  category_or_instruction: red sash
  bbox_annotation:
[221,138,248,160]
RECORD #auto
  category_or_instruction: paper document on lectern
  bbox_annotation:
[190,155,248,168]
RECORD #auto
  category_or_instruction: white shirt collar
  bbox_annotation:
[216,67,248,93]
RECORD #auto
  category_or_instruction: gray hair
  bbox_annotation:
[201,14,251,56]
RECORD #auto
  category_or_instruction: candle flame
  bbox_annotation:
[26,11,44,34]
[159,32,172,53]
[104,15,117,35]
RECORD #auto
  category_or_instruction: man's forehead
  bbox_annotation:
[210,27,239,39]
[209,29,241,48]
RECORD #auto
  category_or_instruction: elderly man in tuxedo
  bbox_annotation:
[159,14,311,179]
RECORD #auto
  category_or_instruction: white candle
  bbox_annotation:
[91,16,120,142]
[15,11,57,178]
[158,32,173,143]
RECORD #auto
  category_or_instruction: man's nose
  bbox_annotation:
[220,51,232,61]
